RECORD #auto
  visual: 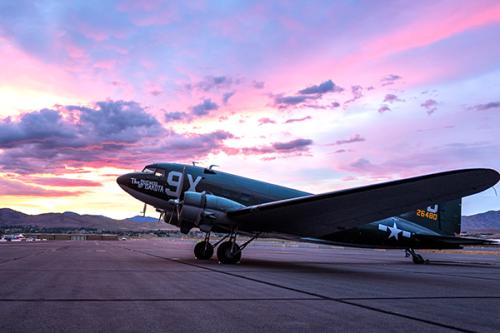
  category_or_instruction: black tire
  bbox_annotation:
[194,241,214,260]
[216,241,241,264]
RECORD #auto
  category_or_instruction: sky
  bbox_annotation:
[0,0,499,219]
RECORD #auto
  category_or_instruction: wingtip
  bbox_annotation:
[467,168,500,191]
[480,168,500,184]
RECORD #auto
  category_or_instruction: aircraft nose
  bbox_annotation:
[116,173,131,189]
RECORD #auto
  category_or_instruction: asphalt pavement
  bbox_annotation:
[0,239,499,332]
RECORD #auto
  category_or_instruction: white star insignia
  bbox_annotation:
[387,222,402,240]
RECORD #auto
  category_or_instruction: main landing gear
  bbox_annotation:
[405,248,428,264]
[193,230,258,264]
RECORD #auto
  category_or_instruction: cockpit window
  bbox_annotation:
[154,168,166,177]
[142,167,155,174]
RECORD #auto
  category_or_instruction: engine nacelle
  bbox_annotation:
[179,191,245,234]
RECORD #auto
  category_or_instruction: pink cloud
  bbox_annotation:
[26,178,101,187]
[0,179,83,197]
[363,3,500,61]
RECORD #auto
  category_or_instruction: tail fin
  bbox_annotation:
[400,199,462,236]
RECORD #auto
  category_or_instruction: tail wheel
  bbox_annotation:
[194,241,214,260]
[217,241,241,264]
[412,254,425,264]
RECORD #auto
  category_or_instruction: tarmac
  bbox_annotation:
[0,238,499,333]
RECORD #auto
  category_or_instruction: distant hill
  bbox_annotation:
[0,208,178,232]
[127,215,160,223]
[461,210,500,233]
[1,208,498,233]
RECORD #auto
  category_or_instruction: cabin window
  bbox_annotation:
[154,168,166,178]
[142,167,155,174]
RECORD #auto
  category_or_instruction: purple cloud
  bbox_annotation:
[0,100,235,174]
[468,101,500,111]
[195,75,235,91]
[0,178,83,197]
[273,138,313,151]
[298,80,343,95]
[156,131,234,159]
[27,177,101,187]
[381,74,402,86]
[164,111,190,122]
[273,79,342,109]
[383,94,402,103]
[349,158,378,172]
[233,138,313,156]
[378,105,391,113]
[344,85,363,104]
[421,99,438,115]
[252,81,265,89]
[274,95,310,107]
[331,134,365,145]
[258,117,276,125]
[284,116,312,124]
[190,99,219,116]
[223,91,235,104]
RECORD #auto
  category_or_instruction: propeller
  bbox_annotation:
[141,203,147,217]
[175,166,187,220]
[178,166,187,200]
[157,211,164,223]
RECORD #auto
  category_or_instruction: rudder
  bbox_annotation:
[399,199,462,236]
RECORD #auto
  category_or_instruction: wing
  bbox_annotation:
[227,169,499,237]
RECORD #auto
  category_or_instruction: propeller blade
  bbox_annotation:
[176,204,181,223]
[167,210,174,224]
[141,203,147,217]
[178,166,187,200]
[157,212,164,223]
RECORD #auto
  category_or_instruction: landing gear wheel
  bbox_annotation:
[217,241,241,264]
[412,254,425,264]
[194,241,214,260]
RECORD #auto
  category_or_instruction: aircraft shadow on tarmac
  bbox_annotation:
[177,256,499,275]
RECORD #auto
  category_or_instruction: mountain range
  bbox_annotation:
[0,208,177,232]
[461,210,500,233]
[0,208,498,233]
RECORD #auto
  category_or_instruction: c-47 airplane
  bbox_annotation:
[117,163,499,264]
